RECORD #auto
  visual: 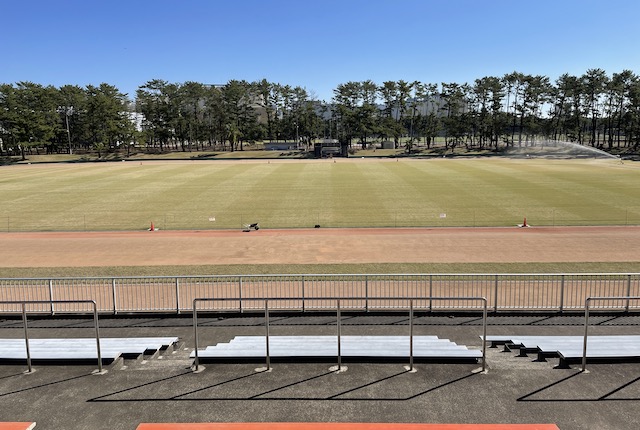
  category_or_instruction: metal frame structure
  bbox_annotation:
[581,296,640,372]
[192,296,488,374]
[0,300,102,374]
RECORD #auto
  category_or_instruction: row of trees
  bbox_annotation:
[332,70,640,151]
[0,82,135,158]
[136,79,322,152]
[1,69,640,158]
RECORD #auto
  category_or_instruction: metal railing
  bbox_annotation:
[0,300,103,374]
[192,296,488,374]
[1,273,639,315]
[581,296,640,372]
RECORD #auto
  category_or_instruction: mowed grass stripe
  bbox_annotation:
[465,159,640,224]
[1,159,640,231]
[389,160,529,225]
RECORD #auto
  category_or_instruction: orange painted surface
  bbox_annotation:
[0,423,36,430]
[136,423,560,430]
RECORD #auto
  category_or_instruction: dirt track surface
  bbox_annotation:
[0,226,638,267]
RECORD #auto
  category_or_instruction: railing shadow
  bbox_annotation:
[86,365,479,402]
[517,371,640,402]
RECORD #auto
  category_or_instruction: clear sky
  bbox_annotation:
[3,0,639,101]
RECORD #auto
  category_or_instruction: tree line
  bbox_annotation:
[1,69,640,159]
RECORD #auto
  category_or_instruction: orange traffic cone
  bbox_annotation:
[523,217,528,227]
[149,222,155,231]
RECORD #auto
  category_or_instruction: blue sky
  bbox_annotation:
[3,0,639,101]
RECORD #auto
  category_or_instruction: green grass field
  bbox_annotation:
[1,158,639,232]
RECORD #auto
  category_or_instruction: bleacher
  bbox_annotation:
[191,335,482,362]
[0,337,179,363]
[483,335,640,367]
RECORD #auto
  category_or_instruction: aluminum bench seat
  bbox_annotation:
[0,337,179,361]
[191,336,482,361]
[193,349,482,359]
[481,335,640,365]
[228,335,440,342]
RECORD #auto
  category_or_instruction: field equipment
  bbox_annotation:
[243,222,260,232]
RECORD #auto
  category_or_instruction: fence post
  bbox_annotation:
[48,279,54,316]
[559,275,565,312]
[301,276,305,312]
[365,275,369,312]
[626,275,632,312]
[238,276,243,313]
[175,278,181,314]
[429,275,433,311]
[112,278,118,315]
[493,275,499,313]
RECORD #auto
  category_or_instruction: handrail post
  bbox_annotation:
[482,298,488,373]
[192,299,201,372]
[409,299,414,372]
[337,298,342,371]
[92,301,104,374]
[22,303,33,374]
[265,299,271,371]
[582,298,591,373]
[112,278,118,315]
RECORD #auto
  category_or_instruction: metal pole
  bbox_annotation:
[238,277,243,313]
[429,275,433,311]
[22,303,32,374]
[482,298,488,373]
[626,275,632,312]
[559,275,565,312]
[301,276,305,312]
[337,298,342,371]
[175,278,181,314]
[265,299,271,371]
[93,301,103,374]
[48,279,54,315]
[409,299,414,372]
[365,276,369,312]
[112,278,118,315]
[192,300,200,371]
[493,275,499,312]
[581,298,590,372]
